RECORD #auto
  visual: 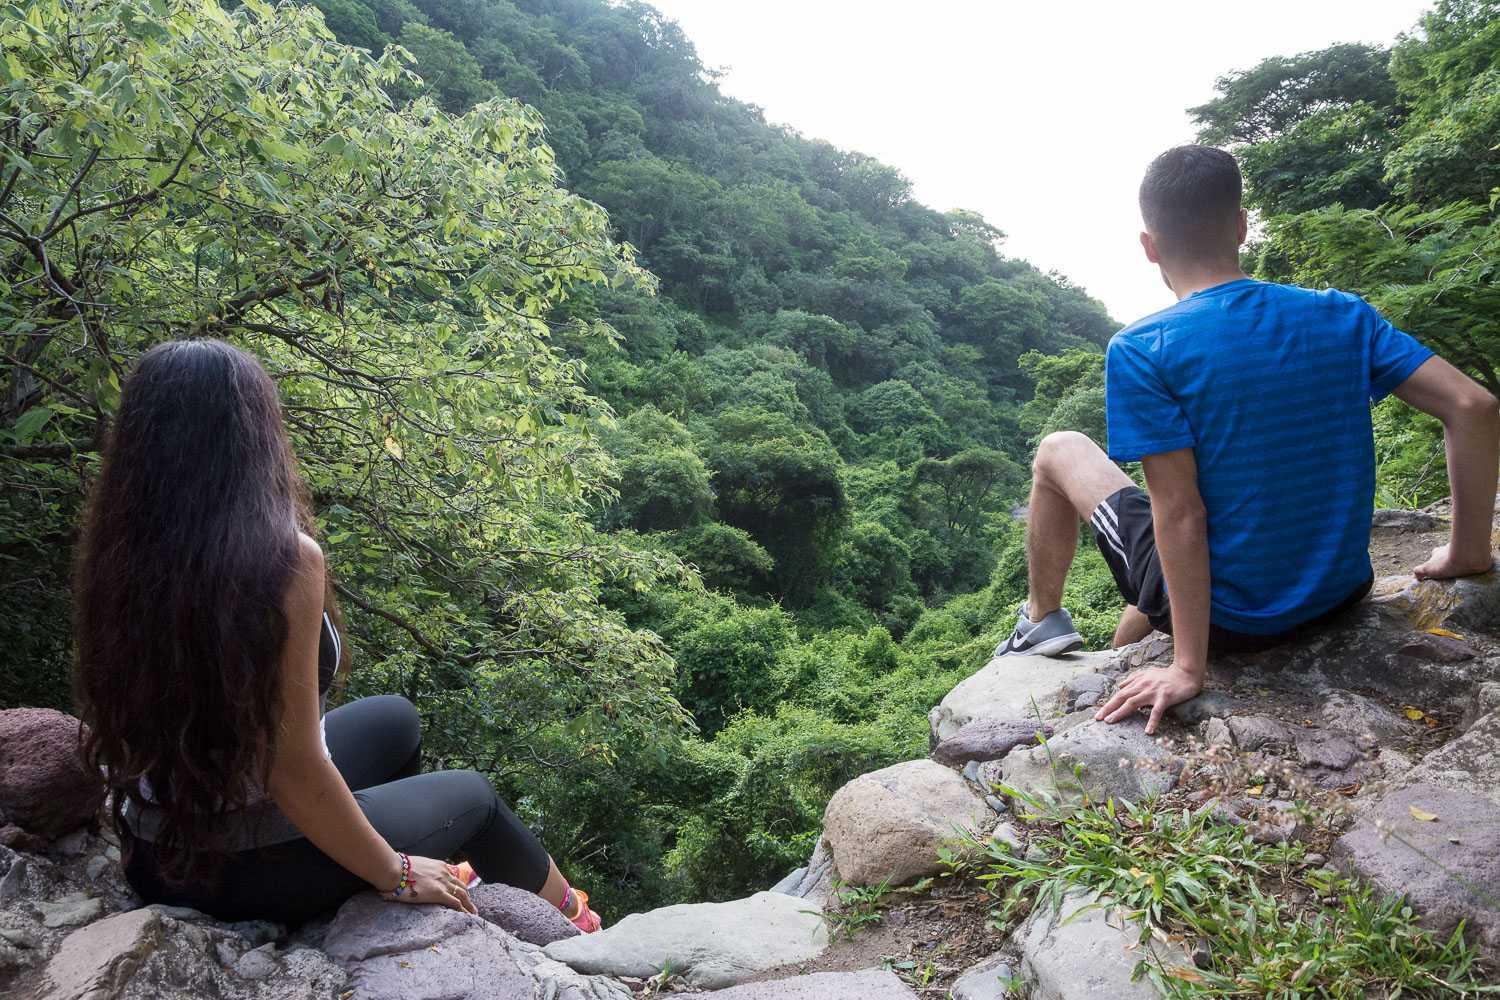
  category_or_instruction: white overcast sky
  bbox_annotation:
[645,0,1431,325]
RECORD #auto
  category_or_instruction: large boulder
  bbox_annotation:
[1334,782,1500,961]
[325,893,628,1000]
[0,710,104,843]
[1012,890,1188,999]
[679,969,917,998]
[930,651,1114,744]
[471,882,578,946]
[542,892,827,990]
[821,759,991,886]
[998,718,1179,809]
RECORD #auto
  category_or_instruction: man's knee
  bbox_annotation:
[1033,430,1095,481]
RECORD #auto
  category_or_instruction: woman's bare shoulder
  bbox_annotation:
[286,532,326,611]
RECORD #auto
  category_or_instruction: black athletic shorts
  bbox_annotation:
[1089,486,1373,654]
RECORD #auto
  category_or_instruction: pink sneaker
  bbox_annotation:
[449,863,480,889]
[566,887,602,933]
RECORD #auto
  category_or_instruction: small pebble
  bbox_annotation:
[234,944,278,981]
[984,794,1008,814]
[1302,853,1325,867]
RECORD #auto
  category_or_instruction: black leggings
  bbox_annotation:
[123,695,552,924]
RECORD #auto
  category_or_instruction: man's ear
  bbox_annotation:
[1236,208,1248,246]
[1140,230,1160,264]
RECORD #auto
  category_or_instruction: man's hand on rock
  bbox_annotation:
[1414,542,1495,581]
[1094,663,1203,735]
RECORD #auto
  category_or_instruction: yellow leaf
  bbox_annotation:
[1409,805,1439,822]
[1404,707,1426,721]
[1166,966,1206,982]
[1128,867,1146,879]
[384,436,404,460]
[1246,785,1264,797]
[1426,627,1463,640]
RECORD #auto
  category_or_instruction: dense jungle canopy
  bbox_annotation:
[2,0,1496,912]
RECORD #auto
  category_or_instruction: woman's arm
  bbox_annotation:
[266,535,473,912]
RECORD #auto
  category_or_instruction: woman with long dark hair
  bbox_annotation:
[72,339,601,929]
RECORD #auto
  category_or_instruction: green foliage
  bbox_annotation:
[664,523,775,597]
[958,796,1495,997]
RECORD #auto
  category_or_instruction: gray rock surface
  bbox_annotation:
[679,969,917,998]
[1171,690,1241,726]
[1013,890,1188,999]
[1295,732,1361,771]
[1387,711,1500,805]
[543,891,828,990]
[1226,715,1297,751]
[933,717,1050,767]
[768,840,832,903]
[327,892,628,1000]
[929,651,1114,744]
[951,951,1015,1000]
[471,882,579,946]
[1334,782,1500,961]
[38,893,102,929]
[37,908,162,1000]
[1319,691,1408,748]
[1065,673,1111,711]
[822,759,991,886]
[999,718,1179,809]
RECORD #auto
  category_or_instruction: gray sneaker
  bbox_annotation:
[994,604,1084,658]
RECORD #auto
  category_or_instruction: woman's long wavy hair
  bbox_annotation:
[72,339,339,882]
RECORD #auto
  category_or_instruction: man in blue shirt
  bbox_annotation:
[996,145,1499,733]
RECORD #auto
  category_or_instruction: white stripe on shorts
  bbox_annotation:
[1091,508,1130,571]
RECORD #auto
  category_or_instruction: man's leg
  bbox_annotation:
[1027,431,1135,617]
[1113,605,1153,648]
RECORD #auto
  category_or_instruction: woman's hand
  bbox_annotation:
[384,854,477,914]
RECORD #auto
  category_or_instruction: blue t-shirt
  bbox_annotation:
[1105,278,1433,635]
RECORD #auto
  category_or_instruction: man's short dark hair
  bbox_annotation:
[1139,145,1243,259]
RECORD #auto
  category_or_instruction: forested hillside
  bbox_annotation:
[2,0,1496,919]
[292,0,1130,910]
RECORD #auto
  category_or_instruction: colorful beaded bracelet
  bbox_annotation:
[393,852,413,896]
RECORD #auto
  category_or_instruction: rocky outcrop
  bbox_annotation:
[929,651,1114,744]
[325,892,628,1000]
[3,497,1498,1000]
[1013,890,1189,999]
[1334,783,1500,960]
[821,759,991,886]
[680,969,918,998]
[997,718,1179,809]
[0,710,104,847]
[542,892,828,990]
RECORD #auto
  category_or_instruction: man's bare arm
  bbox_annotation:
[1096,447,1207,733]
[1391,356,1499,578]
